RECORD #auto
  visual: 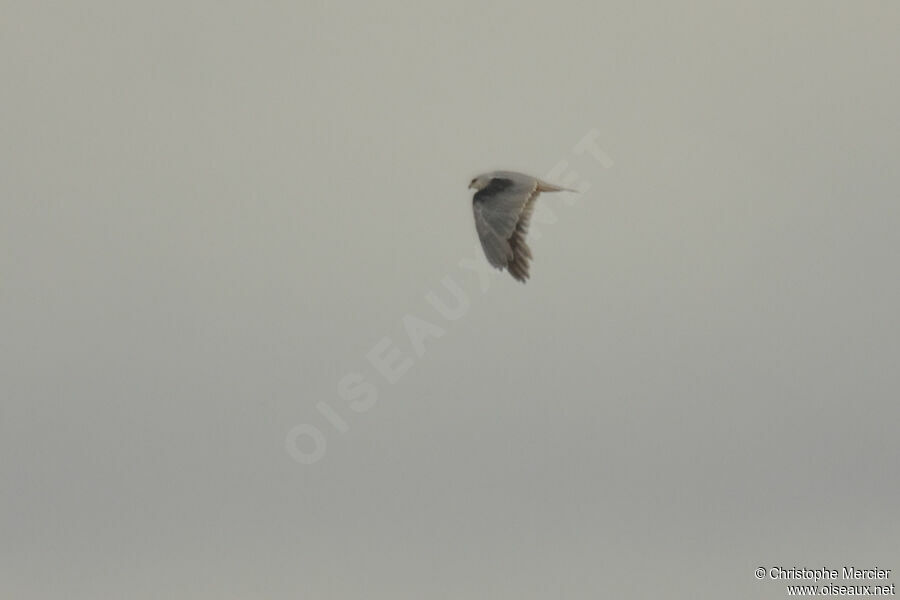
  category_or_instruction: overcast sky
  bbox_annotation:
[2,2,899,599]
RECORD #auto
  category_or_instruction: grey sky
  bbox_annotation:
[2,2,899,598]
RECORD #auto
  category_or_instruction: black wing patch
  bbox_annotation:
[473,178,515,204]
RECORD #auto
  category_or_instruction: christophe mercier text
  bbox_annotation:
[769,567,891,582]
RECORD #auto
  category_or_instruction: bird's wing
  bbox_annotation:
[472,176,540,273]
[506,195,537,282]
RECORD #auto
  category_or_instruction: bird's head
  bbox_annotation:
[468,175,490,190]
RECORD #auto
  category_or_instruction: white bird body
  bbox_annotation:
[468,171,576,282]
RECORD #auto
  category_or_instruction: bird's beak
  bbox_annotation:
[468,182,475,189]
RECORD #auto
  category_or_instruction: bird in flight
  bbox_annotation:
[469,170,576,283]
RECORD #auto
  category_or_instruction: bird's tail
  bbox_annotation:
[536,180,578,193]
